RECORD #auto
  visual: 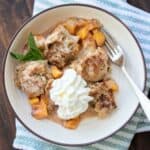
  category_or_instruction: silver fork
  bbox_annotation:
[102,28,150,120]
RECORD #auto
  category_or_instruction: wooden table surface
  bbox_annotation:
[0,0,149,150]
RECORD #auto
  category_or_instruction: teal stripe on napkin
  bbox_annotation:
[13,0,150,149]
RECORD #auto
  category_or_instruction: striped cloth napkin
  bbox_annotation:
[13,0,150,149]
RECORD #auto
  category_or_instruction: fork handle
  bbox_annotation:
[122,66,150,120]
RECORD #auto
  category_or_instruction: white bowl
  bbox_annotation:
[3,4,146,146]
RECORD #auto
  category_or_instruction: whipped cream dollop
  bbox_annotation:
[50,69,93,120]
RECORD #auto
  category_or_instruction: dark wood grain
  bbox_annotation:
[128,0,150,12]
[0,0,149,150]
[129,132,150,150]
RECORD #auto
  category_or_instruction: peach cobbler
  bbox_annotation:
[11,17,118,129]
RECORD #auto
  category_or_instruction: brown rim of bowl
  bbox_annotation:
[2,3,147,147]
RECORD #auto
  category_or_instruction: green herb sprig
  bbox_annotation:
[10,33,44,61]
